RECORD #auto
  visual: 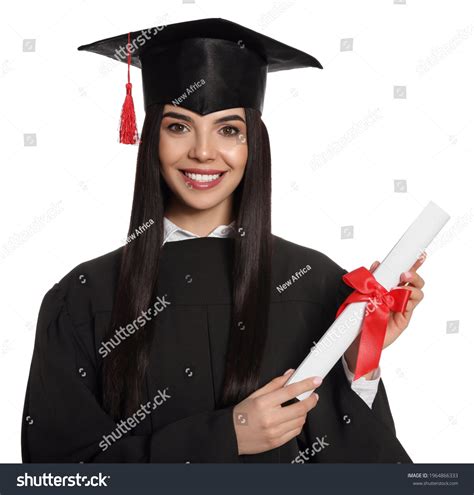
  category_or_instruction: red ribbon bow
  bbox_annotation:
[336,267,411,380]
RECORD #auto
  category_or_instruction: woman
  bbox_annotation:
[22,18,425,463]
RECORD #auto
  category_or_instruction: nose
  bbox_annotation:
[188,132,217,162]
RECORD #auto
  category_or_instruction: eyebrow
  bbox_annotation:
[162,111,246,125]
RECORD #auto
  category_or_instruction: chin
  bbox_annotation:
[178,192,228,211]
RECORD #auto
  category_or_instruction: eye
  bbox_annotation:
[167,123,190,134]
[219,125,240,137]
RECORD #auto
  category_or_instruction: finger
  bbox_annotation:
[369,261,380,273]
[277,427,304,447]
[265,376,323,407]
[276,392,319,423]
[274,414,310,438]
[407,251,427,273]
[407,287,424,303]
[410,272,425,288]
[404,289,425,314]
[250,369,295,398]
[392,310,409,329]
[399,271,425,288]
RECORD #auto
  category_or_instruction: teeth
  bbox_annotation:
[184,172,221,182]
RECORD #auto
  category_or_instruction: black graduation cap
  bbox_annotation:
[77,18,322,144]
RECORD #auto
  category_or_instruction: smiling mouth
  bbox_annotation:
[179,169,227,183]
[178,168,228,190]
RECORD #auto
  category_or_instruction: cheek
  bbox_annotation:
[220,143,248,173]
[158,133,188,167]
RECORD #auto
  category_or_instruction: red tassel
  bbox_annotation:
[119,33,139,145]
[119,82,138,144]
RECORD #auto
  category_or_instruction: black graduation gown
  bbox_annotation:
[21,235,412,463]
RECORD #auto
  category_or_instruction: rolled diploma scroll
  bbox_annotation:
[285,201,451,400]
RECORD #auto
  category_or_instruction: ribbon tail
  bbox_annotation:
[353,308,389,380]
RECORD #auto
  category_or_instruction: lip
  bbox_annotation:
[180,168,226,174]
[179,168,228,191]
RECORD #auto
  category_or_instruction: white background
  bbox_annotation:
[0,0,473,463]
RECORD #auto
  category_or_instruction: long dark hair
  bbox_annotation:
[102,103,272,420]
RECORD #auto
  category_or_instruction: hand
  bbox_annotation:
[232,370,322,455]
[344,252,427,378]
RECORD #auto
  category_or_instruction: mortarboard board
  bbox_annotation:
[77,18,322,144]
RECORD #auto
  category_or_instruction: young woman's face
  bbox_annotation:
[159,104,248,211]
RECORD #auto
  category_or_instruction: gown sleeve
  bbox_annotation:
[21,284,240,463]
[299,263,413,463]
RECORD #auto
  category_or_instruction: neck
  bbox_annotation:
[165,195,234,237]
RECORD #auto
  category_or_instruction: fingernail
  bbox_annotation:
[313,376,323,386]
[403,271,412,280]
[284,368,294,376]
[313,393,319,400]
